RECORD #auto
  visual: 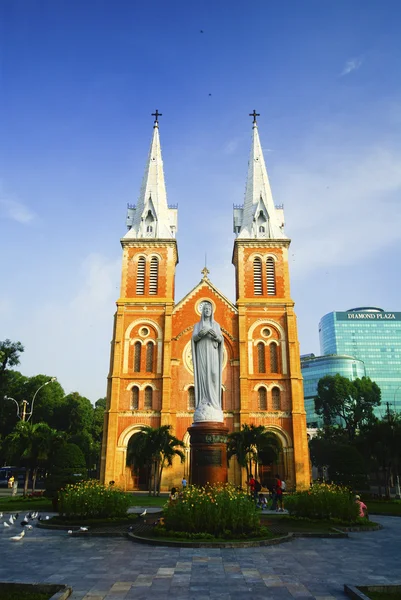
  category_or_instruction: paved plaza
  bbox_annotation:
[0,515,400,599]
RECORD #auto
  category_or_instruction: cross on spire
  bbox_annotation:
[249,109,260,124]
[152,109,162,125]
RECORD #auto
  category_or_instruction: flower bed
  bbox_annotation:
[285,483,360,522]
[58,480,132,519]
[162,484,261,538]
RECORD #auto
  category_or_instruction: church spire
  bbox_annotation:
[124,111,177,240]
[233,112,286,240]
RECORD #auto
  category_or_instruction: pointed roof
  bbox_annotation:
[236,120,286,240]
[124,118,177,240]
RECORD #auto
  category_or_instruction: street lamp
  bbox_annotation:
[4,377,57,422]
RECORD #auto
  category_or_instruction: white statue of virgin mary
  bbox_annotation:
[191,301,224,423]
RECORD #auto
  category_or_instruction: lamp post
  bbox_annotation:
[4,377,57,422]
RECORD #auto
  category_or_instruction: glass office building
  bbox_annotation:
[301,353,366,427]
[319,307,401,414]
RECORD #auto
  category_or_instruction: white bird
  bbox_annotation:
[10,530,25,541]
[45,516,50,520]
[139,509,147,517]
[79,527,88,531]
[25,525,33,530]
[9,515,15,524]
[0,512,3,518]
[4,522,10,528]
[68,530,73,535]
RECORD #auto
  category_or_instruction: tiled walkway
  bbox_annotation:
[0,515,400,599]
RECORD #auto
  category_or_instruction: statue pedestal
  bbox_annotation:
[188,422,229,487]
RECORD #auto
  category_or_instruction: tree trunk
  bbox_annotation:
[24,468,30,496]
[32,468,37,494]
[158,459,166,495]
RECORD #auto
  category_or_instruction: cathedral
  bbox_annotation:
[100,112,310,491]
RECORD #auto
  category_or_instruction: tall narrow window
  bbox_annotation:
[136,257,145,295]
[188,386,195,410]
[270,343,279,373]
[146,343,154,372]
[134,342,141,372]
[266,257,276,295]
[149,257,159,295]
[272,387,281,410]
[257,342,266,373]
[144,386,153,409]
[258,387,267,410]
[131,386,139,410]
[253,257,262,295]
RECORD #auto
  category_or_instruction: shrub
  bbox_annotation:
[45,443,88,501]
[163,484,261,537]
[285,483,359,522]
[58,480,132,518]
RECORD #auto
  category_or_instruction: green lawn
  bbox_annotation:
[0,496,52,512]
[368,501,401,516]
[359,588,401,600]
[128,494,168,508]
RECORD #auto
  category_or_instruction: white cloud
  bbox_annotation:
[0,198,35,223]
[276,145,401,278]
[341,57,363,76]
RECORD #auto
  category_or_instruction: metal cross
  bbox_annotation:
[249,109,260,124]
[152,109,162,124]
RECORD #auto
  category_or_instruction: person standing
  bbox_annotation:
[247,474,256,501]
[181,477,187,490]
[275,473,284,512]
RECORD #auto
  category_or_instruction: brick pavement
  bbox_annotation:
[0,515,400,599]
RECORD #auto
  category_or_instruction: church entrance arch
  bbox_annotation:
[118,424,151,491]
[257,427,291,491]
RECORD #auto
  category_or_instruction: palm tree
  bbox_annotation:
[228,424,281,485]
[6,421,65,495]
[126,425,185,495]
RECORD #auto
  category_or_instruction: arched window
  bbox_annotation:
[149,257,159,295]
[270,343,279,373]
[146,343,154,372]
[136,257,145,295]
[258,387,267,410]
[257,342,266,373]
[131,386,139,410]
[272,387,281,410]
[134,342,141,372]
[144,386,153,410]
[266,257,276,295]
[188,386,195,410]
[253,257,262,295]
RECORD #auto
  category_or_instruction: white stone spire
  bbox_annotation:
[124,114,177,240]
[233,117,286,240]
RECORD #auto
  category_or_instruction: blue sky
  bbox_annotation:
[1,0,400,402]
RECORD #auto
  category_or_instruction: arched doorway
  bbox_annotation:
[125,431,151,491]
[257,428,289,491]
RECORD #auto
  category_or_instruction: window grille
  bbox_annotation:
[257,342,266,373]
[134,342,141,372]
[136,257,145,295]
[149,257,159,295]
[146,343,154,371]
[266,257,276,295]
[253,258,262,295]
[144,386,153,409]
[258,387,267,410]
[188,386,195,410]
[270,343,279,373]
[272,387,281,410]
[131,387,139,410]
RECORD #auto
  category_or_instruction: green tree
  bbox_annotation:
[309,433,368,488]
[314,374,381,440]
[53,392,93,434]
[6,421,65,494]
[227,424,281,484]
[0,339,25,443]
[45,443,87,504]
[0,339,24,375]
[126,425,185,496]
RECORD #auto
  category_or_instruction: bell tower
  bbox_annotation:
[232,111,310,489]
[101,112,178,488]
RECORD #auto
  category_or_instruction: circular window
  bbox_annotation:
[261,328,271,338]
[139,327,150,337]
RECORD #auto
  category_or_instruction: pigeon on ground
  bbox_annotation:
[79,527,88,531]
[68,530,73,535]
[3,521,10,528]
[9,515,15,525]
[45,516,50,520]
[21,519,29,526]
[0,512,3,518]
[139,509,147,517]
[10,530,25,541]
[25,525,33,530]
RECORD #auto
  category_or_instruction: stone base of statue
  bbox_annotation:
[188,421,229,487]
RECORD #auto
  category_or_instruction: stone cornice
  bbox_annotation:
[174,279,237,315]
[249,411,291,418]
